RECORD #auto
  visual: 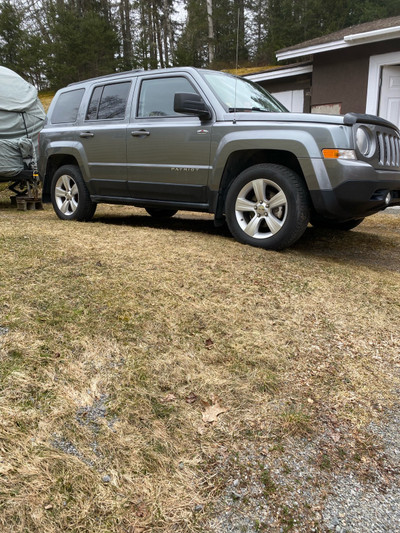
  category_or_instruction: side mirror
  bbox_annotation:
[174,93,211,120]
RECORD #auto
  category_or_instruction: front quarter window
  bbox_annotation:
[202,71,286,113]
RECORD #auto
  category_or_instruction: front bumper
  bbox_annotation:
[310,160,400,220]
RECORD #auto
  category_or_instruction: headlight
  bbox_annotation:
[356,126,375,157]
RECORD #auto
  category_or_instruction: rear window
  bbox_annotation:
[51,89,85,124]
[86,82,131,120]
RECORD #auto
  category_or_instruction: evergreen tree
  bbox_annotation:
[1,0,399,88]
[44,1,119,88]
[174,0,209,66]
[0,1,25,73]
[249,0,400,65]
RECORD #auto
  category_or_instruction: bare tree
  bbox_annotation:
[119,0,134,69]
[206,0,214,64]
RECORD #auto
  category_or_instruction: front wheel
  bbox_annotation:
[225,164,310,250]
[51,165,96,221]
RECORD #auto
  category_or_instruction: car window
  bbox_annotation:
[137,77,198,118]
[86,82,131,120]
[86,86,103,120]
[202,71,287,113]
[51,89,85,124]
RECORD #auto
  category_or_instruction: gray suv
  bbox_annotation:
[38,67,400,250]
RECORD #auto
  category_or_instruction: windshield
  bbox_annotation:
[202,71,287,113]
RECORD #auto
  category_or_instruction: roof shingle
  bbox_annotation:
[278,15,400,54]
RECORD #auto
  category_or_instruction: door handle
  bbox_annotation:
[80,132,94,138]
[131,130,150,137]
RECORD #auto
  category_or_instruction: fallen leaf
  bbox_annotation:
[160,393,177,403]
[205,338,214,349]
[202,403,229,424]
[185,392,198,404]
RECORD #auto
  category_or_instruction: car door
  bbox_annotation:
[81,80,134,198]
[127,75,212,206]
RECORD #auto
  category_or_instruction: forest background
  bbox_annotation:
[0,0,399,91]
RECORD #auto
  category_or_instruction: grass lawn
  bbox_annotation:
[1,188,399,532]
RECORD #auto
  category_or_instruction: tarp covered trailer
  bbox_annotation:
[0,66,45,196]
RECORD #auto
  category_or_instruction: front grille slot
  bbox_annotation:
[376,131,400,168]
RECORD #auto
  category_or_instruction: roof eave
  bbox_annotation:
[246,65,313,82]
[276,25,400,61]
[344,25,400,44]
[276,39,348,61]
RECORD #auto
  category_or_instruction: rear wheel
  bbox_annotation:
[225,164,310,250]
[51,165,96,221]
[145,207,178,218]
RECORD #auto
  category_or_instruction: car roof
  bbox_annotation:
[67,67,203,87]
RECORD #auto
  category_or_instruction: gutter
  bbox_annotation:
[277,25,400,61]
[246,65,313,82]
[344,25,400,44]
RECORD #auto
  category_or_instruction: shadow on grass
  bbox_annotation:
[292,223,400,273]
[2,198,398,272]
[93,212,232,238]
[94,211,400,271]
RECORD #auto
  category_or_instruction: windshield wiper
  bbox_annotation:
[228,107,269,113]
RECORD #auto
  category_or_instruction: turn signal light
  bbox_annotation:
[322,149,357,160]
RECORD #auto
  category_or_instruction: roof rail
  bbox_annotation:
[67,69,143,86]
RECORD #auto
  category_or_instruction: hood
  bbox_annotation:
[221,111,399,132]
[222,111,346,126]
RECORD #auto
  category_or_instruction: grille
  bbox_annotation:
[376,131,400,168]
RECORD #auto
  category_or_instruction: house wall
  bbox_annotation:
[311,39,400,114]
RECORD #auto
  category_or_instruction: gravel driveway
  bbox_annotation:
[200,402,400,532]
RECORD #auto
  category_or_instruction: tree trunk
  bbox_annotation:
[206,0,214,64]
[153,2,165,68]
[162,0,172,67]
[120,0,133,69]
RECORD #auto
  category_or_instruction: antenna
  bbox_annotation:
[233,8,240,124]
[235,8,240,75]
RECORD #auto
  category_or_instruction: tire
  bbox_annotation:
[51,165,96,221]
[225,164,310,250]
[310,215,364,231]
[145,207,178,218]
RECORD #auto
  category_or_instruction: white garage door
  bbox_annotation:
[379,65,400,129]
[271,90,304,112]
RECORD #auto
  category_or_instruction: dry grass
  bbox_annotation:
[0,190,400,532]
[39,92,54,112]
